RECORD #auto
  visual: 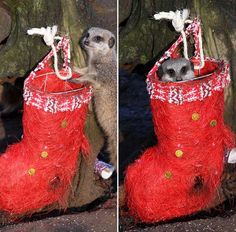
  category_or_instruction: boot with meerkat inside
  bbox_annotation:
[0,37,92,218]
[125,20,235,223]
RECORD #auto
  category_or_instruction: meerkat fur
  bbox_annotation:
[71,27,117,167]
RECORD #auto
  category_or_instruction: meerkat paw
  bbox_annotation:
[68,76,88,85]
[72,66,88,75]
[69,74,101,89]
[110,156,117,170]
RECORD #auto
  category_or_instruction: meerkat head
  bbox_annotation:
[80,27,116,63]
[157,58,195,82]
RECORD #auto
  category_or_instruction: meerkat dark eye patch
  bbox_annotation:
[190,62,194,70]
[166,68,175,77]
[108,37,115,48]
[180,66,188,74]
[157,66,164,78]
[93,35,103,43]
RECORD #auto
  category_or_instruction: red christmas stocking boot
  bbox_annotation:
[125,20,235,223]
[0,37,92,217]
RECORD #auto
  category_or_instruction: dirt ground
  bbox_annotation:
[119,201,236,232]
[120,213,236,232]
[0,207,117,232]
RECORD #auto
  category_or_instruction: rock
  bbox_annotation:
[77,0,117,35]
[119,0,133,23]
[0,6,11,45]
[119,72,155,180]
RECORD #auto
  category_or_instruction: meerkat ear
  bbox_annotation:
[157,66,164,79]
[108,37,115,48]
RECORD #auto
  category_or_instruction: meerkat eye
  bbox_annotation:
[94,35,103,43]
[181,66,188,74]
[167,69,175,77]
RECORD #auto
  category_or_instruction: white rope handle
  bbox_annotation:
[27,25,72,80]
[194,25,205,69]
[154,9,205,69]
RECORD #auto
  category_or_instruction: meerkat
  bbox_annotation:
[157,58,195,82]
[70,27,117,167]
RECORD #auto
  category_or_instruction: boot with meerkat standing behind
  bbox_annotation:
[0,37,93,218]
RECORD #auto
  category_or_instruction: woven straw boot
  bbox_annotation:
[0,38,92,217]
[125,20,235,223]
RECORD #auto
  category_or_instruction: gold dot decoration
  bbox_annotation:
[175,149,183,158]
[41,151,48,158]
[28,168,36,176]
[192,113,200,121]
[164,171,173,179]
[61,120,68,128]
[210,120,217,127]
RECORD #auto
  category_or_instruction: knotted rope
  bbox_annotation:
[27,25,72,80]
[154,9,205,69]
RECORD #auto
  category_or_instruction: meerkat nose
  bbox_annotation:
[176,76,183,81]
[84,39,89,46]
[82,36,89,46]
[82,32,90,46]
